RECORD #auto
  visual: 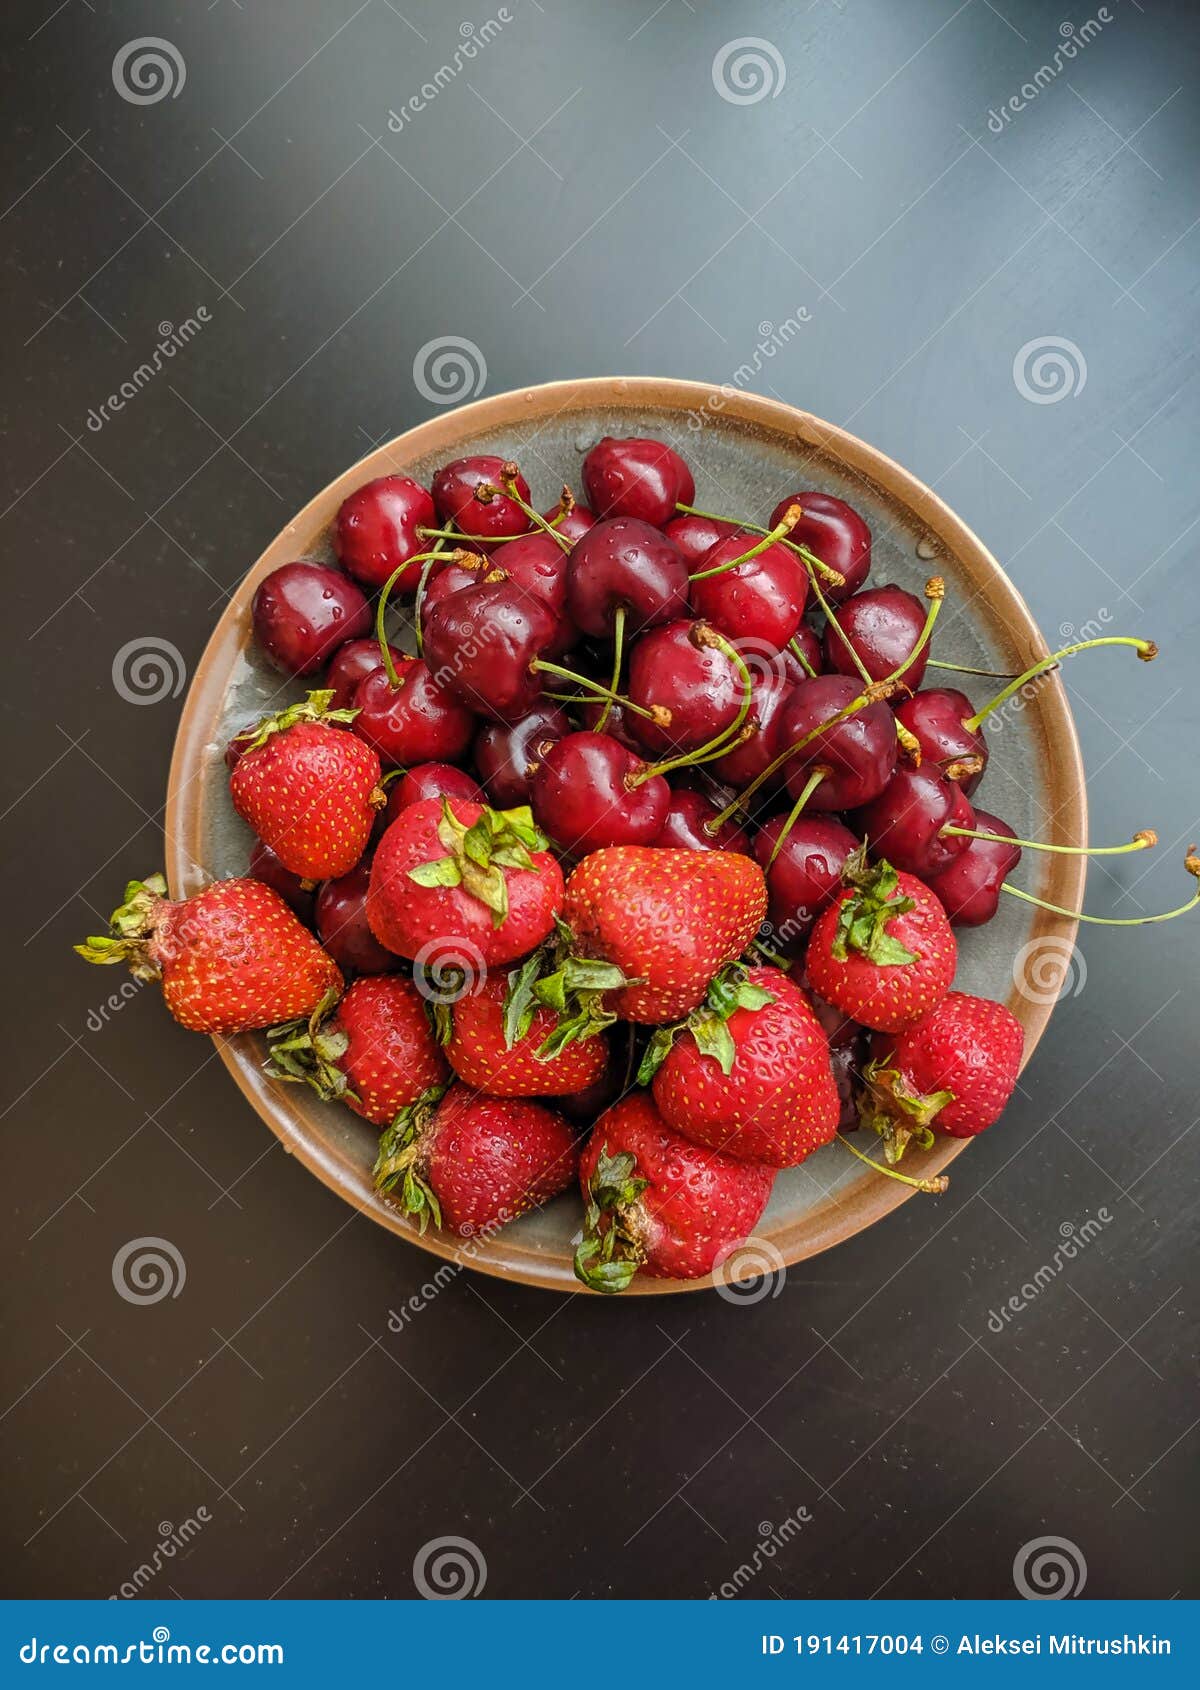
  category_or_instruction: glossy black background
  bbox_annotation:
[3,0,1197,1601]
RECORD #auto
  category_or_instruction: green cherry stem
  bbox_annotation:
[594,605,626,734]
[944,826,1158,857]
[964,636,1158,731]
[926,657,1017,679]
[687,505,802,581]
[807,555,873,684]
[1000,850,1200,926]
[788,636,817,679]
[765,767,828,862]
[626,626,754,786]
[837,1133,949,1195]
[500,464,573,553]
[410,537,448,658]
[376,548,462,685]
[532,660,668,726]
[675,503,847,589]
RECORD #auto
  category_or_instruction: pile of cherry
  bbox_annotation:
[78,435,1198,1292]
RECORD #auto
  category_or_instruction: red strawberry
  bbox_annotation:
[267,975,448,1126]
[560,846,768,1024]
[576,1095,775,1290]
[374,1084,577,1237]
[805,853,956,1033]
[75,874,341,1034]
[644,965,841,1167]
[230,690,384,880]
[861,991,1024,1160]
[367,797,563,967]
[443,968,610,1098]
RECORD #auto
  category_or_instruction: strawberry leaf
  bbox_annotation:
[636,1025,678,1085]
[502,955,543,1048]
[831,855,918,967]
[408,855,462,889]
[574,1147,649,1293]
[691,1011,738,1076]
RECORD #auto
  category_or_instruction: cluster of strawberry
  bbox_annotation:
[78,435,1196,1291]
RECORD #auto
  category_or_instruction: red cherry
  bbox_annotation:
[825,585,930,688]
[423,578,557,721]
[490,532,577,658]
[417,554,494,648]
[333,475,435,592]
[893,688,988,792]
[854,763,975,879]
[566,517,690,638]
[431,455,532,544]
[544,501,596,543]
[251,562,370,675]
[248,840,315,922]
[925,808,1021,926]
[663,512,738,565]
[689,533,807,653]
[627,620,745,758]
[474,702,571,809]
[531,731,670,856]
[225,727,256,772]
[352,659,475,768]
[325,637,407,711]
[386,763,482,827]
[778,675,898,811]
[782,622,823,681]
[710,668,795,790]
[769,491,871,603]
[754,816,859,942]
[316,860,399,975]
[581,436,695,526]
[578,697,643,752]
[652,788,750,853]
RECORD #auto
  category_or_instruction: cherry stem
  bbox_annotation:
[627,627,754,786]
[927,657,1016,679]
[1000,850,1200,926]
[837,1133,949,1194]
[788,636,817,679]
[889,577,944,690]
[688,505,801,581]
[411,538,447,659]
[376,548,456,686]
[944,826,1158,858]
[675,503,846,588]
[500,466,573,553]
[532,660,665,725]
[766,767,827,862]
[964,636,1157,730]
[808,561,872,684]
[594,606,625,734]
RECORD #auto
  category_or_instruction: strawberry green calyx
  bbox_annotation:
[73,873,169,980]
[406,799,549,928]
[832,849,918,968]
[502,921,642,1058]
[637,964,775,1083]
[240,689,359,754]
[857,1054,955,1163]
[265,988,354,1103]
[836,1132,949,1195]
[372,1083,450,1230]
[574,1147,651,1293]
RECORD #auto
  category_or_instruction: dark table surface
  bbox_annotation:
[3,0,1197,1603]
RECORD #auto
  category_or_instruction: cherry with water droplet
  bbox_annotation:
[566,517,690,638]
[423,578,558,721]
[663,512,738,565]
[316,860,399,975]
[893,687,988,791]
[248,840,316,922]
[431,455,532,544]
[825,585,931,688]
[474,702,571,808]
[778,675,898,811]
[754,816,861,942]
[490,531,577,657]
[652,788,750,854]
[627,620,748,759]
[582,436,695,527]
[333,474,436,591]
[325,637,407,711]
[689,531,807,653]
[710,667,794,790]
[385,763,482,829]
[925,807,1020,926]
[251,562,371,675]
[531,730,670,856]
[352,657,476,768]
[769,490,871,603]
[854,762,974,879]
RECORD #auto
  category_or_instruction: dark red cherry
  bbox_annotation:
[755,817,859,943]
[251,562,371,675]
[854,763,974,879]
[386,763,482,827]
[490,532,576,658]
[926,808,1021,927]
[333,474,435,592]
[662,512,738,565]
[782,622,823,681]
[417,554,493,647]
[531,731,670,856]
[225,726,256,772]
[627,620,745,759]
[711,669,794,790]
[893,688,988,793]
[690,534,807,653]
[581,436,695,527]
[579,698,643,753]
[555,1045,623,1124]
[423,578,556,721]
[316,860,398,975]
[825,585,930,688]
[652,788,750,854]
[566,517,690,638]
[431,455,532,544]
[545,501,596,543]
[801,978,867,1054]
[325,637,407,711]
[770,491,871,603]
[351,659,475,768]
[248,840,315,922]
[778,675,897,811]
[474,702,571,809]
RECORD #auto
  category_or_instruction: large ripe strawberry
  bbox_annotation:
[576,1095,775,1291]
[367,796,563,966]
[642,965,841,1167]
[75,874,341,1034]
[267,975,448,1126]
[805,852,955,1033]
[559,846,768,1024]
[230,690,385,880]
[443,967,611,1097]
[373,1084,577,1236]
[861,991,1024,1161]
